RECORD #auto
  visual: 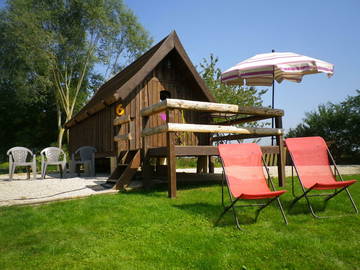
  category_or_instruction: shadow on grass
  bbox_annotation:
[173,202,271,228]
[119,181,221,197]
[284,198,327,216]
[285,197,359,218]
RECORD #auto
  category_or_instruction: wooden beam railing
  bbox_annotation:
[114,133,132,142]
[214,115,270,126]
[113,115,131,126]
[140,98,286,198]
[142,123,283,137]
[113,114,132,142]
[141,98,284,117]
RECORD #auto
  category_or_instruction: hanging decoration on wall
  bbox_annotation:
[160,112,167,121]
[115,104,125,116]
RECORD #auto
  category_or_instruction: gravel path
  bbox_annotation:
[0,173,117,207]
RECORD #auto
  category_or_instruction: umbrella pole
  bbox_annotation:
[271,80,275,145]
[271,56,275,145]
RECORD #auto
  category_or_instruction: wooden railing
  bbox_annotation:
[140,98,286,198]
[113,115,132,142]
[141,98,284,137]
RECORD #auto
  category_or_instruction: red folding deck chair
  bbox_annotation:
[285,136,358,218]
[216,143,288,230]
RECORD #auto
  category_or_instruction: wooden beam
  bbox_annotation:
[147,146,219,157]
[197,156,209,173]
[176,146,218,156]
[87,102,105,115]
[141,100,167,117]
[211,134,272,142]
[141,98,284,117]
[113,115,131,126]
[215,115,270,125]
[166,110,177,198]
[147,145,278,157]
[114,150,141,190]
[142,115,153,189]
[275,116,285,187]
[261,146,280,155]
[114,133,132,142]
[142,124,168,136]
[142,123,283,137]
[148,147,167,157]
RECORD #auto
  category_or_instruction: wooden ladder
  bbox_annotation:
[108,150,141,190]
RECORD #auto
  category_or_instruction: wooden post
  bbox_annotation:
[196,156,208,173]
[166,109,177,198]
[208,156,214,173]
[275,116,285,187]
[110,156,117,175]
[142,115,152,189]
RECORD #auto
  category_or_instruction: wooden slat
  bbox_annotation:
[167,110,177,198]
[113,115,131,126]
[141,98,284,117]
[114,133,132,142]
[211,134,273,142]
[147,145,279,157]
[176,146,219,156]
[114,150,141,190]
[215,115,270,125]
[136,86,141,148]
[129,120,135,149]
[261,146,280,154]
[142,124,168,137]
[275,116,285,187]
[142,114,153,189]
[142,123,283,137]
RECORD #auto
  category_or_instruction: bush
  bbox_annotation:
[286,90,360,164]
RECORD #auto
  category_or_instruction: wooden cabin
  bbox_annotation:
[66,31,286,197]
[66,32,217,177]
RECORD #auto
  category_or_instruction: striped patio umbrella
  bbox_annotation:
[221,51,334,109]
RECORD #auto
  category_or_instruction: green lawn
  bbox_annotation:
[0,175,359,270]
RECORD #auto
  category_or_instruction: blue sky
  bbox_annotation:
[125,0,360,132]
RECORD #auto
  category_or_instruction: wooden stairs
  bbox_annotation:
[108,150,141,190]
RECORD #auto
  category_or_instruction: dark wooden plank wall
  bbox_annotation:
[69,105,114,154]
[69,52,211,156]
[116,56,211,152]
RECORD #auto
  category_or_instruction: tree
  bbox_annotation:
[198,54,268,144]
[0,7,58,160]
[1,0,153,148]
[199,54,267,108]
[286,90,360,163]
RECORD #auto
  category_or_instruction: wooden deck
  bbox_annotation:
[109,98,287,198]
[143,145,286,198]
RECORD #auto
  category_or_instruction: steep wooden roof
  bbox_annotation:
[66,31,215,128]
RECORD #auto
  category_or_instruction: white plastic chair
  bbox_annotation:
[7,147,37,180]
[40,147,67,179]
[69,146,96,177]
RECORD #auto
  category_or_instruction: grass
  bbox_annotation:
[0,161,8,174]
[0,175,360,269]
[176,157,222,168]
[0,161,63,175]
